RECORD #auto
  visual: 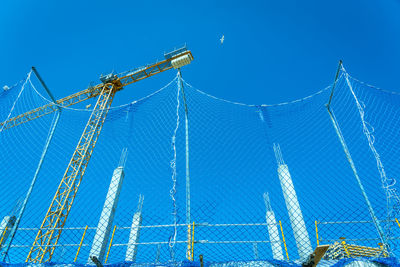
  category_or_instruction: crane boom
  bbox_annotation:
[24,48,193,263]
[0,50,193,131]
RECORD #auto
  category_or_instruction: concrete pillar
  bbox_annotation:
[263,193,284,260]
[125,195,143,262]
[274,143,312,260]
[0,216,16,248]
[88,167,125,264]
[277,164,312,260]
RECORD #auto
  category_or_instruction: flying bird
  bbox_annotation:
[220,35,224,44]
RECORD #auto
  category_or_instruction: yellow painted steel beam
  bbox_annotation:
[191,222,195,261]
[105,225,117,264]
[1,50,193,131]
[315,221,320,246]
[278,220,289,260]
[396,218,400,228]
[0,85,103,130]
[74,225,88,262]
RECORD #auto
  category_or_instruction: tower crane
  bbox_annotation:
[2,47,193,263]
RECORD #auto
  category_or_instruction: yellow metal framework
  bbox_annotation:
[315,220,320,246]
[26,84,117,262]
[324,238,388,259]
[21,50,193,263]
[74,225,88,262]
[316,219,400,260]
[1,51,193,131]
[278,220,289,260]
[105,225,117,264]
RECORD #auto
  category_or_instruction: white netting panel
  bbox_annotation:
[0,69,399,264]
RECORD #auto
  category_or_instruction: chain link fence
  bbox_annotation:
[0,68,400,266]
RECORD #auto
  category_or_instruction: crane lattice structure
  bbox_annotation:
[1,47,193,263]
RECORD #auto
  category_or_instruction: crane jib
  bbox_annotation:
[0,49,193,132]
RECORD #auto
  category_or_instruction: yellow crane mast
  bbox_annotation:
[17,48,194,263]
[26,83,117,263]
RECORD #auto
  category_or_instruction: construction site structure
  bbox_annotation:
[0,47,194,263]
[263,192,284,260]
[273,143,313,260]
[87,149,128,264]
[125,195,144,262]
[324,237,388,260]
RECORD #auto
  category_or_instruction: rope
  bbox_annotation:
[181,78,337,107]
[168,75,180,250]
[342,68,400,96]
[344,71,400,251]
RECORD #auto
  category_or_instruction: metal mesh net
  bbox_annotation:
[0,67,399,266]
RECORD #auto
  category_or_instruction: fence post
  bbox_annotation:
[1,68,62,262]
[325,61,387,248]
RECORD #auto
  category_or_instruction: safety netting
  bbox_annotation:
[0,66,399,266]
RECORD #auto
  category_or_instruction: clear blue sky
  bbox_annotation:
[1,0,399,105]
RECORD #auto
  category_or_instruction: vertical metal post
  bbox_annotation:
[31,67,59,105]
[325,61,387,247]
[177,69,191,225]
[315,221,320,246]
[191,221,195,261]
[279,220,290,260]
[105,225,117,264]
[1,67,61,262]
[327,60,343,108]
[74,225,88,262]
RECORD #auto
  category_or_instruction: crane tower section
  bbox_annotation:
[25,47,193,263]
[26,84,117,263]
